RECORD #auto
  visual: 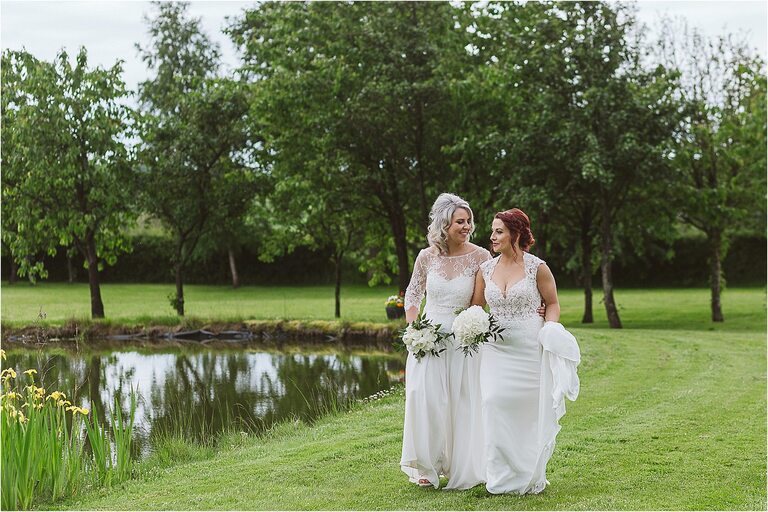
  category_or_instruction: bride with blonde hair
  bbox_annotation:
[400,192,491,489]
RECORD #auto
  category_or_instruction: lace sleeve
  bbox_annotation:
[469,247,492,277]
[404,249,429,311]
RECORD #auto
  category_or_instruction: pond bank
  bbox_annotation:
[1,318,404,350]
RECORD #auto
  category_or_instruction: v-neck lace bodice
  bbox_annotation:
[404,245,492,315]
[481,252,545,324]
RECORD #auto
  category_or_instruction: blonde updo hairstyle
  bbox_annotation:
[427,193,475,255]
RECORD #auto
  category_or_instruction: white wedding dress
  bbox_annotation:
[479,252,580,494]
[400,245,491,489]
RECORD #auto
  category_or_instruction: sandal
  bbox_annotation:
[418,478,432,487]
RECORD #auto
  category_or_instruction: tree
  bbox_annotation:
[187,164,271,290]
[657,20,767,321]
[566,5,681,329]
[136,2,260,315]
[721,68,767,233]
[229,2,466,291]
[446,2,681,328]
[1,49,136,318]
[268,147,369,318]
[446,2,600,322]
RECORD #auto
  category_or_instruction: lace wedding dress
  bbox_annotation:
[479,252,580,494]
[400,245,491,489]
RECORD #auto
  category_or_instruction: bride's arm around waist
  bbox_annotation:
[536,263,560,322]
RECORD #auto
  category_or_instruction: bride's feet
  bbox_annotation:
[418,478,432,487]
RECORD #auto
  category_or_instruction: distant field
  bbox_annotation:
[1,282,764,331]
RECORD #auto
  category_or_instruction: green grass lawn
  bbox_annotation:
[2,282,765,331]
[4,284,766,509]
[52,324,765,510]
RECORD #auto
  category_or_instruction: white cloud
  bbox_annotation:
[1,1,252,91]
[634,0,767,58]
[2,0,765,95]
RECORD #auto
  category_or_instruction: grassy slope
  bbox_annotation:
[53,321,766,509]
[2,283,765,331]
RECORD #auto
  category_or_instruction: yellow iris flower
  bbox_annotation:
[65,405,90,415]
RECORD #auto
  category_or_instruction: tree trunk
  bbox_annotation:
[85,239,105,319]
[228,247,240,289]
[174,263,185,316]
[82,355,106,456]
[708,230,724,322]
[537,211,549,261]
[366,247,377,283]
[581,229,594,324]
[87,355,106,422]
[334,252,343,319]
[380,169,411,292]
[414,102,428,229]
[67,253,77,283]
[9,258,18,284]
[392,215,410,293]
[408,3,429,229]
[599,213,622,328]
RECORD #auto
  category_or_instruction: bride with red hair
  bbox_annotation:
[471,208,581,494]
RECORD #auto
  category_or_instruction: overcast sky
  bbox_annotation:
[2,0,766,93]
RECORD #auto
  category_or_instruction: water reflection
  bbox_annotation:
[5,346,405,458]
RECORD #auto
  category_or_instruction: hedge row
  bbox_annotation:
[3,238,359,286]
[3,234,765,288]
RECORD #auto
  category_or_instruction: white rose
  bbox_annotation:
[453,305,491,346]
[403,325,421,351]
[422,329,436,346]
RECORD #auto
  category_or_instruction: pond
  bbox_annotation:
[4,344,405,458]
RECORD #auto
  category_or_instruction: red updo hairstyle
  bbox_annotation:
[494,208,536,251]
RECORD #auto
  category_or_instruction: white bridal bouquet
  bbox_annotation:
[395,314,450,362]
[452,305,505,356]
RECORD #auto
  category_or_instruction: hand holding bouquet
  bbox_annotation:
[395,313,450,362]
[452,305,504,356]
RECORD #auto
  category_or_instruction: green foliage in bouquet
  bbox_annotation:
[452,306,506,357]
[393,313,450,361]
[458,314,505,356]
